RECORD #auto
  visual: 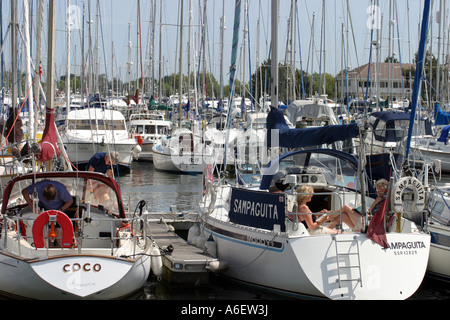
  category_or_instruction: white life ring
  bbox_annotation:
[391,177,425,213]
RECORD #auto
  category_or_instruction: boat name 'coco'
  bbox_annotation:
[63,263,102,273]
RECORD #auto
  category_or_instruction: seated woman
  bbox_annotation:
[326,178,389,232]
[296,185,338,235]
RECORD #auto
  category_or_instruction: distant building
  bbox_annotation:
[336,62,414,101]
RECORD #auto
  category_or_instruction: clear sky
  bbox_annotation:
[0,0,433,91]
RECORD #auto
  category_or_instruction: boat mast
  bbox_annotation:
[271,0,279,109]
[47,0,56,110]
[34,0,44,114]
[11,0,17,111]
[436,0,442,99]
[405,0,431,160]
[219,0,225,105]
[23,0,34,143]
[137,0,144,107]
[158,1,162,102]
[127,23,132,95]
[178,0,184,129]
[66,0,71,114]
[223,0,242,168]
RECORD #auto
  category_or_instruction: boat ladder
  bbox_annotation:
[333,236,362,288]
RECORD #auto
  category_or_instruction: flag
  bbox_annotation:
[366,198,389,248]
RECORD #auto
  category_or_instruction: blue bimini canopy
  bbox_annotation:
[266,107,359,149]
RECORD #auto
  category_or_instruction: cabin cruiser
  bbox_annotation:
[128,113,172,161]
[59,108,141,171]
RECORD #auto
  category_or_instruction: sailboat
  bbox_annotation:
[152,126,213,174]
[425,183,450,280]
[195,107,430,300]
[0,0,154,299]
[189,0,430,300]
[152,0,212,174]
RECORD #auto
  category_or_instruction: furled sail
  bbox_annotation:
[266,107,359,149]
[31,107,59,162]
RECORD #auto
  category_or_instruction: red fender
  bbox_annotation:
[32,210,74,248]
[134,134,143,146]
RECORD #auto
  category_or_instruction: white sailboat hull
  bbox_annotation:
[0,252,150,299]
[427,222,450,279]
[202,219,430,300]
[152,129,213,174]
[409,145,450,173]
[425,185,450,280]
[152,147,209,174]
[0,172,154,300]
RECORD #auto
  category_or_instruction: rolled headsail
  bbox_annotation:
[31,107,59,161]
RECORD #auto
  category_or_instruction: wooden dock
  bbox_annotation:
[146,211,197,231]
[146,212,219,285]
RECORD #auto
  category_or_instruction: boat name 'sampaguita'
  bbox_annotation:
[387,241,427,254]
[232,199,280,220]
[393,178,425,203]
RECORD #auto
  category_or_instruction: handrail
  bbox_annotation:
[2,214,147,256]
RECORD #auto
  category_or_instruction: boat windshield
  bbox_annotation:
[68,119,126,131]
[97,120,126,131]
[272,151,358,189]
[7,176,120,214]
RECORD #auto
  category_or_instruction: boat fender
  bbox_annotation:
[207,260,229,272]
[132,145,142,159]
[391,177,426,213]
[134,134,144,146]
[195,232,207,250]
[150,244,163,279]
[204,234,217,257]
[187,223,200,245]
[32,210,74,248]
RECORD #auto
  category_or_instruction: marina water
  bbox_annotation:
[121,162,448,300]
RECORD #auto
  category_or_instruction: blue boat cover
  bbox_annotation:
[370,111,432,142]
[266,107,359,148]
[434,103,450,126]
[437,125,450,144]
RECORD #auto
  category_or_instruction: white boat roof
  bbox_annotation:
[129,113,166,121]
[66,108,126,121]
[286,100,339,125]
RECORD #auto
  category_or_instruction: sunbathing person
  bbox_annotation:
[296,185,338,234]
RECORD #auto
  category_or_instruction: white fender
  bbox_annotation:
[150,244,163,278]
[391,177,425,213]
[132,145,142,160]
[195,232,207,250]
[207,260,229,272]
[187,223,200,245]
